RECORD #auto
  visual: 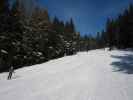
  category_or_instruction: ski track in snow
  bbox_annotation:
[0,49,133,100]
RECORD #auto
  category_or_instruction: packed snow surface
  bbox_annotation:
[0,49,133,100]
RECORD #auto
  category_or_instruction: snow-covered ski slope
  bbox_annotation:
[0,49,133,100]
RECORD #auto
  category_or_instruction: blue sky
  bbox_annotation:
[38,0,133,36]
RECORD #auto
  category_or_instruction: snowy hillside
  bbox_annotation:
[0,49,133,100]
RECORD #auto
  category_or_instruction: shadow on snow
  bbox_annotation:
[111,54,133,74]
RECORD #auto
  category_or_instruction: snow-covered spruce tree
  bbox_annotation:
[7,0,27,69]
[96,30,107,48]
[118,4,133,48]
[52,16,66,57]
[0,0,11,72]
[103,3,133,49]
[27,7,52,62]
[63,18,79,55]
[0,0,26,71]
[0,0,85,72]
